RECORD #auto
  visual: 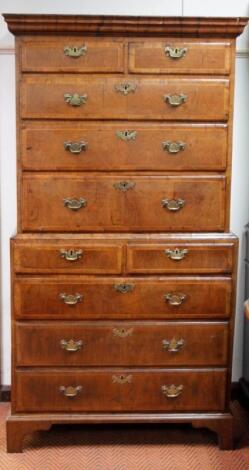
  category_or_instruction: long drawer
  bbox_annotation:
[12,234,237,274]
[14,276,232,319]
[14,368,227,412]
[16,321,229,367]
[21,123,228,172]
[21,174,226,232]
[20,75,229,120]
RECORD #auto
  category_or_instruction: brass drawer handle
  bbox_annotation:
[60,249,83,261]
[113,181,136,192]
[164,94,187,107]
[113,327,134,337]
[162,384,183,398]
[162,141,186,154]
[162,338,185,353]
[59,385,82,398]
[114,283,135,294]
[112,374,133,384]
[64,93,87,106]
[116,130,137,141]
[64,45,87,57]
[60,339,83,352]
[115,82,137,95]
[165,248,188,261]
[164,292,186,306]
[165,46,187,59]
[63,198,87,210]
[64,141,88,154]
[59,293,83,305]
[161,199,185,211]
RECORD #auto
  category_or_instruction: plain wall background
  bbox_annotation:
[0,0,249,385]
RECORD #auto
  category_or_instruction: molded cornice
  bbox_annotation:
[3,14,248,38]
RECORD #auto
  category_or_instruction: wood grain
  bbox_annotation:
[13,275,232,319]
[16,321,229,367]
[21,174,226,232]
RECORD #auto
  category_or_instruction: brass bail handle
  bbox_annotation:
[64,44,87,57]
[64,93,87,106]
[60,339,83,352]
[161,199,185,211]
[165,248,188,261]
[164,292,186,306]
[165,46,187,59]
[59,293,83,305]
[59,385,82,398]
[161,384,183,398]
[60,249,83,261]
[162,337,185,353]
[63,198,87,210]
[162,141,186,154]
[64,141,88,154]
[164,94,187,107]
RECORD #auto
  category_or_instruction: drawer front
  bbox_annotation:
[21,38,124,72]
[21,174,226,232]
[21,75,229,121]
[127,242,234,274]
[14,276,232,319]
[15,369,227,412]
[13,240,123,274]
[16,321,229,367]
[129,41,231,75]
[21,123,228,172]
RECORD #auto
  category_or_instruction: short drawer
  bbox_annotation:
[12,239,123,274]
[14,368,227,412]
[16,321,229,367]
[127,241,235,274]
[20,75,229,121]
[21,38,124,72]
[129,41,231,75]
[21,123,228,172]
[21,174,226,232]
[14,276,232,320]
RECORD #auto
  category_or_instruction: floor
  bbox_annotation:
[0,401,249,470]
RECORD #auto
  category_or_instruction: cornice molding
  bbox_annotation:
[2,14,248,38]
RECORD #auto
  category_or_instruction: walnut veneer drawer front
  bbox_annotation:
[14,276,232,319]
[129,41,231,74]
[127,242,235,274]
[16,321,229,367]
[21,38,124,72]
[12,240,123,274]
[20,75,229,121]
[21,175,226,232]
[15,369,227,413]
[21,123,228,172]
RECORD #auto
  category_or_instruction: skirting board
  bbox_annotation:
[0,382,244,404]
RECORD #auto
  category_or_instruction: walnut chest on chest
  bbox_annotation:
[4,14,248,452]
